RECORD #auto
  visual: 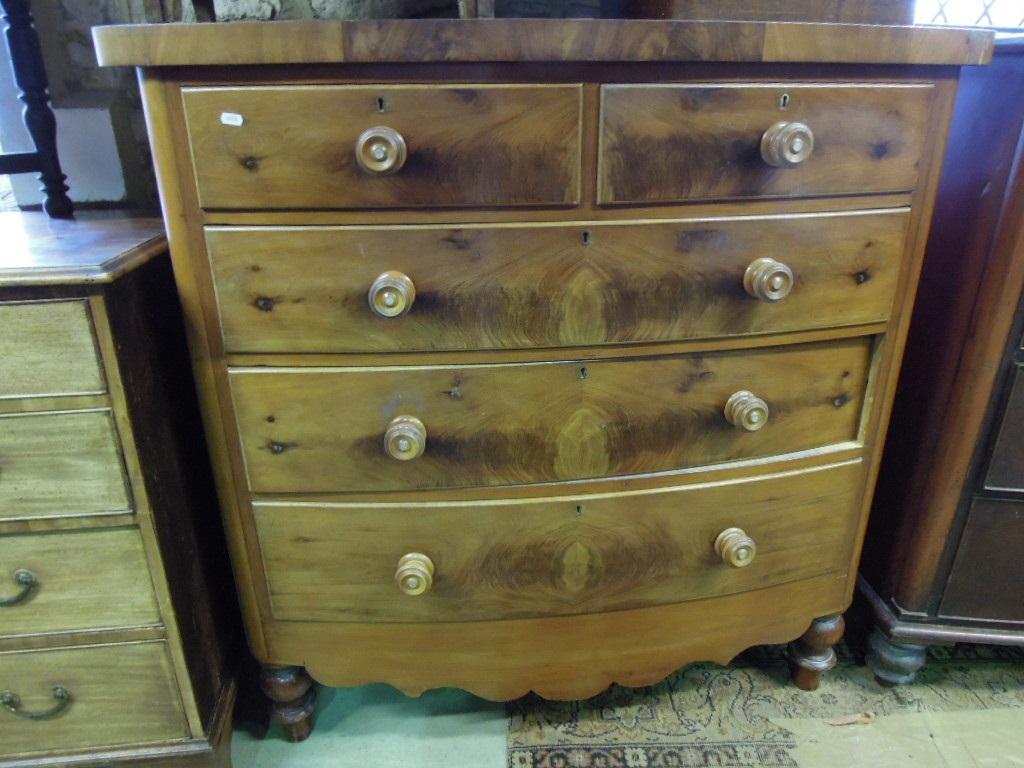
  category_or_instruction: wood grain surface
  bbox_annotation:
[230,338,871,493]
[984,365,1024,491]
[254,459,860,622]
[208,209,907,353]
[599,83,932,204]
[183,85,582,210]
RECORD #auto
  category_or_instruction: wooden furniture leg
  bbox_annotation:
[865,627,928,686]
[260,665,317,742]
[787,614,845,690]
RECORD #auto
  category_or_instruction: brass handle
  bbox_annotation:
[715,527,757,568]
[368,271,416,318]
[761,121,814,167]
[744,258,794,302]
[395,553,434,596]
[384,416,426,461]
[1,687,71,720]
[724,391,770,432]
[355,126,407,175]
[0,569,37,608]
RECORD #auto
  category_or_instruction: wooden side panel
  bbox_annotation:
[208,210,907,354]
[0,642,188,756]
[255,460,860,622]
[230,338,871,493]
[0,529,160,638]
[0,410,131,520]
[182,84,582,210]
[0,301,105,399]
[598,83,933,204]
[984,365,1024,491]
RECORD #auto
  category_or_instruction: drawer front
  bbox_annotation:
[231,338,871,493]
[984,365,1024,492]
[599,83,932,205]
[209,210,906,354]
[0,301,105,399]
[183,84,582,210]
[255,460,861,622]
[0,410,131,520]
[0,642,188,755]
[0,529,159,639]
[940,498,1024,623]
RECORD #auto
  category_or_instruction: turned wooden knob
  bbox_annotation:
[368,271,415,318]
[761,121,814,167]
[715,527,757,568]
[384,415,426,461]
[744,258,794,302]
[724,391,770,432]
[355,126,407,175]
[395,553,434,596]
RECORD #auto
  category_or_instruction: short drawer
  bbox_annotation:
[231,337,871,493]
[984,365,1024,492]
[598,83,932,205]
[208,209,907,354]
[0,529,159,639]
[183,84,582,210]
[255,459,861,622]
[0,301,105,399]
[0,642,188,756]
[0,410,131,521]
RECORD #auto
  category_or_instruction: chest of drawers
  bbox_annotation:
[0,214,237,766]
[94,18,992,741]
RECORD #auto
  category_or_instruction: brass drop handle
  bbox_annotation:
[715,527,757,568]
[744,258,794,302]
[395,553,434,596]
[355,126,407,175]
[0,569,37,608]
[1,686,71,720]
[724,391,770,432]
[761,121,814,167]
[368,271,416,318]
[384,416,427,461]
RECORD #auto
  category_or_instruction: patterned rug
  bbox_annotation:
[506,641,1024,768]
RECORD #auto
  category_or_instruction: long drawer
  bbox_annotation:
[208,210,907,354]
[0,410,131,520]
[255,459,861,623]
[0,529,159,639]
[0,642,188,756]
[230,337,871,493]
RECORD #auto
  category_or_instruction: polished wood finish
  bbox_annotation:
[607,0,914,24]
[984,366,1024,491]
[182,85,582,210]
[599,84,931,204]
[208,210,907,353]
[787,613,845,691]
[259,665,315,743]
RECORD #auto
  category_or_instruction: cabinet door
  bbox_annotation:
[984,365,1024,492]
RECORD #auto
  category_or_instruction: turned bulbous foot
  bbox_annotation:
[260,665,317,742]
[865,627,928,686]
[787,614,845,690]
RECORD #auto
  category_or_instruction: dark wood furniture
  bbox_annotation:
[0,212,237,766]
[94,18,991,740]
[861,34,1024,685]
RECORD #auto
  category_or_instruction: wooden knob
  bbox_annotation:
[384,415,426,461]
[368,271,415,318]
[715,527,757,568]
[724,391,769,432]
[744,258,794,302]
[355,126,407,175]
[761,121,814,167]
[395,553,434,596]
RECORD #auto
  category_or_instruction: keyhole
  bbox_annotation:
[582,230,592,246]
[578,367,588,380]
[779,93,790,110]
[376,96,387,113]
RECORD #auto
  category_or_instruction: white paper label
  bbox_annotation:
[220,112,244,127]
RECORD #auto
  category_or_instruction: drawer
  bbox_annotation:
[0,410,131,520]
[598,83,933,205]
[183,84,582,210]
[0,642,188,755]
[0,301,105,399]
[255,459,861,622]
[984,365,1024,492]
[0,529,159,639]
[208,209,907,354]
[940,498,1024,622]
[231,338,871,493]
